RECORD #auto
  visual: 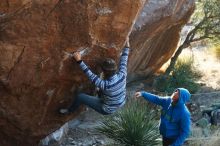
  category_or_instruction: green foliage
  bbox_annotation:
[155,57,201,94]
[165,0,220,77]
[190,0,220,43]
[214,46,220,60]
[209,45,220,60]
[96,99,160,146]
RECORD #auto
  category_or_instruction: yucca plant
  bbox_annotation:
[96,99,160,146]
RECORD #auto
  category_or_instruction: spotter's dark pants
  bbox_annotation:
[162,137,175,146]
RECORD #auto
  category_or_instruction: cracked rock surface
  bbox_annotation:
[0,0,194,145]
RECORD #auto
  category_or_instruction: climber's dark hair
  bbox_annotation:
[101,58,117,79]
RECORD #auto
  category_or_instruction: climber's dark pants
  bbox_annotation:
[68,93,109,115]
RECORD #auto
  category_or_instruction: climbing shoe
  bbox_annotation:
[59,108,70,115]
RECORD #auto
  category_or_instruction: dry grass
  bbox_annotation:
[213,45,220,61]
[191,47,220,90]
[187,127,220,146]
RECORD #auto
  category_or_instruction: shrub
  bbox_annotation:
[214,45,220,60]
[96,99,160,146]
[154,56,201,94]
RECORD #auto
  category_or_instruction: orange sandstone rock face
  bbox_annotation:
[0,0,145,145]
[0,0,194,145]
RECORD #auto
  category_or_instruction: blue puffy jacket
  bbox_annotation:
[141,88,191,146]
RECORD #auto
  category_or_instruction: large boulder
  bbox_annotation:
[0,0,194,145]
[128,0,195,80]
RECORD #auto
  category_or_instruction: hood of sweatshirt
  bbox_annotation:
[175,88,191,107]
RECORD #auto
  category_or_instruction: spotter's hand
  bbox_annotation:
[135,92,142,99]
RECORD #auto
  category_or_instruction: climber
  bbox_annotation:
[59,38,130,115]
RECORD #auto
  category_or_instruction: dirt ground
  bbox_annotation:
[45,47,220,146]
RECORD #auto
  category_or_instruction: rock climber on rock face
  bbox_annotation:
[59,38,130,115]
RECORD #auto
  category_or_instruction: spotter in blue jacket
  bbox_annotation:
[141,88,191,146]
